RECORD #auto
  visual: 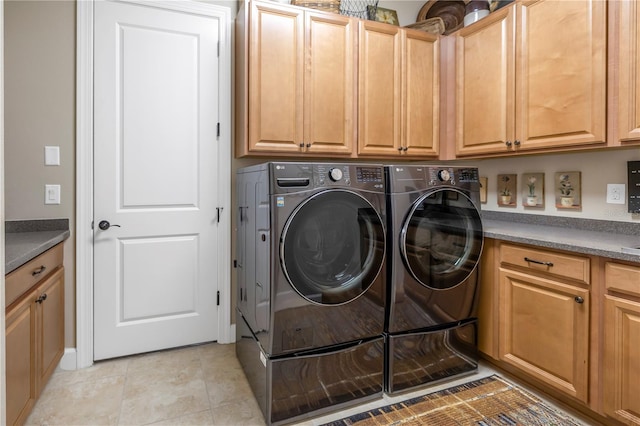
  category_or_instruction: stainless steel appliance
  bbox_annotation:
[235,162,387,425]
[384,165,483,394]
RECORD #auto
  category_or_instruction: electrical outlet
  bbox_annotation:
[606,183,625,204]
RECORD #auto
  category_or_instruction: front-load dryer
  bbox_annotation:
[384,165,484,394]
[236,162,387,424]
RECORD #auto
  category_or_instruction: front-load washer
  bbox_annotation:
[384,165,484,394]
[235,162,387,424]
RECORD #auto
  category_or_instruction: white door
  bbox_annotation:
[93,0,221,360]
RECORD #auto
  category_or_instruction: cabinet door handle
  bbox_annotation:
[397,147,403,151]
[574,296,584,304]
[403,147,408,151]
[524,257,554,267]
[505,140,512,147]
[35,293,48,304]
[514,139,521,146]
[32,265,47,276]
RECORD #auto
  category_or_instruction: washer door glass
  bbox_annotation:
[281,190,385,305]
[401,188,483,290]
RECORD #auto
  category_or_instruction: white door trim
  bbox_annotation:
[75,0,233,369]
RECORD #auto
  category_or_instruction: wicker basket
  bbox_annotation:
[339,0,378,19]
[404,17,446,35]
[291,0,341,13]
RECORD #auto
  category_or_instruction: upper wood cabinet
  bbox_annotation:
[236,1,356,156]
[357,21,439,158]
[452,0,606,157]
[610,0,640,146]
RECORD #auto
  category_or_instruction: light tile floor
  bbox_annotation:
[26,342,597,426]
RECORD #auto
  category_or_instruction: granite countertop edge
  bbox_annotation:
[481,212,640,263]
[5,219,71,274]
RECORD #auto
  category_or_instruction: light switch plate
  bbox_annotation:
[45,146,60,166]
[45,184,61,205]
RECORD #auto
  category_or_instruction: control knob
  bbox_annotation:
[329,168,343,182]
[437,169,451,182]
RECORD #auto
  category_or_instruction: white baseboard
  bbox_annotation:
[59,347,79,371]
[59,325,235,371]
[219,324,236,344]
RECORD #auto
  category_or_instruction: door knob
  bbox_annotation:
[98,220,121,230]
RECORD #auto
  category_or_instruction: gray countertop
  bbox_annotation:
[5,219,70,274]
[481,211,640,263]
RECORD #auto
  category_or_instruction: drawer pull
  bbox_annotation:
[35,293,48,304]
[524,257,554,267]
[574,296,584,304]
[32,265,47,276]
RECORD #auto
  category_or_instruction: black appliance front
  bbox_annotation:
[387,186,483,334]
[237,312,385,425]
[270,163,387,357]
[386,320,478,394]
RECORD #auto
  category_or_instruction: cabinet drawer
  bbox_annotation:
[500,243,590,284]
[605,262,640,297]
[5,244,63,308]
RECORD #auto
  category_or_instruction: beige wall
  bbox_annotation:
[4,0,76,347]
[473,148,640,222]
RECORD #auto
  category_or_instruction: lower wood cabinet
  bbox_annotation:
[603,262,640,425]
[480,239,640,424]
[6,246,65,426]
[499,266,590,403]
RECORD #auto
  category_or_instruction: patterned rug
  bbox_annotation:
[322,375,582,426]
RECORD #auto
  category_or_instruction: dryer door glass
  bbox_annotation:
[281,190,385,305]
[401,188,483,290]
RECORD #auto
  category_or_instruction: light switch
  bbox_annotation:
[45,184,61,205]
[45,146,60,166]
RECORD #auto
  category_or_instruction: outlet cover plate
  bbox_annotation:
[606,183,625,204]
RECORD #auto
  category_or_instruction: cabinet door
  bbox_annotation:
[304,12,356,155]
[403,29,439,157]
[516,0,606,151]
[499,268,589,403]
[358,20,401,156]
[36,268,65,393]
[455,6,515,156]
[248,1,304,153]
[6,294,37,426]
[617,0,640,144]
[603,295,640,424]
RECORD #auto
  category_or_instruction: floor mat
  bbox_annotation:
[321,375,582,426]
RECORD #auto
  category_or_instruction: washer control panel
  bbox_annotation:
[314,164,384,190]
[316,164,351,186]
